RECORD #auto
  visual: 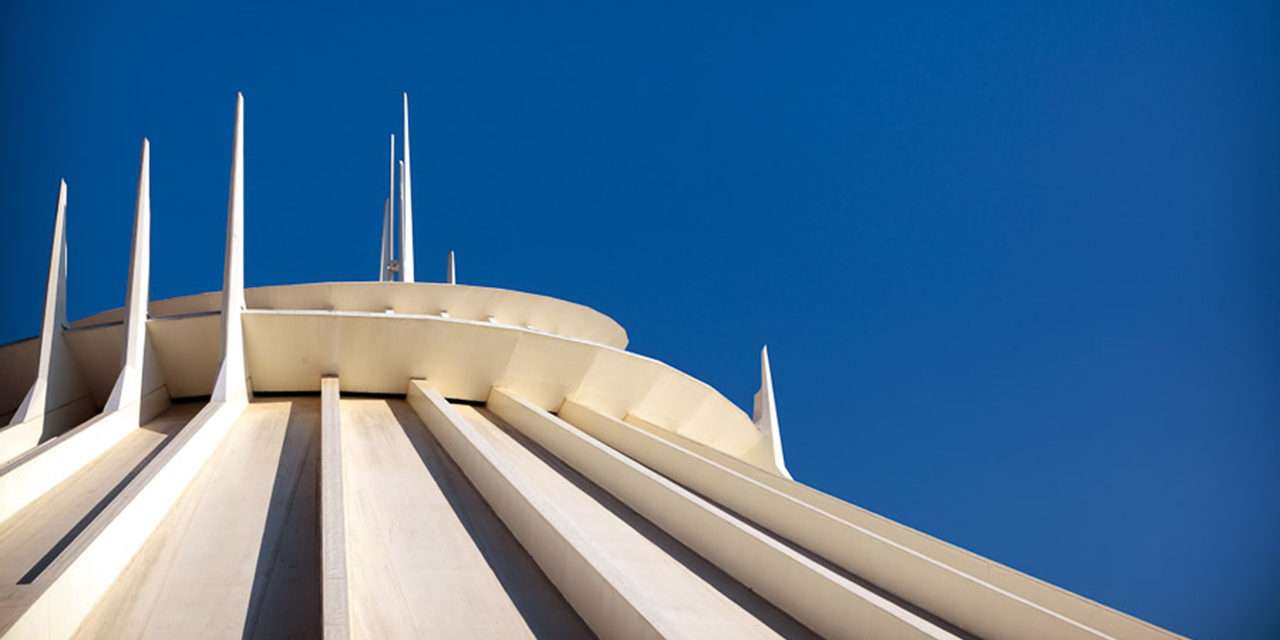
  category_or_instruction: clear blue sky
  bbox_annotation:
[2,1,1276,636]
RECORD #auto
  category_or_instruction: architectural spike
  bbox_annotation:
[2,179,93,464]
[211,93,248,403]
[9,181,70,427]
[105,139,152,413]
[399,92,415,282]
[751,345,791,479]
[446,250,456,285]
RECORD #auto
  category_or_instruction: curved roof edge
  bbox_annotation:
[72,282,629,349]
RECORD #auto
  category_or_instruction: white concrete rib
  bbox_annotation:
[320,378,350,640]
[406,380,666,639]
[0,399,246,639]
[487,387,961,640]
[344,394,591,638]
[558,399,1121,640]
[602,404,1183,640]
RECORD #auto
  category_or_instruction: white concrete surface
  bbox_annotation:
[320,378,350,640]
[0,402,198,634]
[73,398,320,639]
[342,395,589,638]
[490,388,962,640]
[408,380,816,639]
[3,181,94,465]
[558,399,1119,640]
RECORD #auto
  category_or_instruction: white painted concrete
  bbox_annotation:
[212,93,248,404]
[342,395,589,638]
[408,380,817,639]
[320,378,350,640]
[2,181,93,465]
[73,399,320,639]
[558,399,1121,640]
[490,388,962,640]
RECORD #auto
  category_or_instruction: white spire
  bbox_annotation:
[212,92,248,403]
[399,92,415,282]
[446,250,456,285]
[105,139,152,412]
[10,180,72,426]
[752,345,791,479]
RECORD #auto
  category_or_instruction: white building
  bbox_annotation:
[0,94,1182,639]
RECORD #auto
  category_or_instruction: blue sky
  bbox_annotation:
[2,1,1277,636]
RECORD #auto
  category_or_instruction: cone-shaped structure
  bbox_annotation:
[399,93,415,282]
[211,93,248,403]
[105,139,152,412]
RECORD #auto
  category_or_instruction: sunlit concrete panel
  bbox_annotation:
[73,398,321,639]
[340,396,589,638]
[0,403,198,634]
[408,381,816,639]
[559,400,1113,640]
[489,389,960,640]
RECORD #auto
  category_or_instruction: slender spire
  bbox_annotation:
[212,92,248,403]
[399,92,415,282]
[10,180,71,425]
[105,139,152,412]
[446,250,456,285]
[752,345,791,479]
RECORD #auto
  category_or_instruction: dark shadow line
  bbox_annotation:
[18,419,182,585]
[473,407,819,640]
[241,399,323,640]
[552,413,981,640]
[387,400,595,639]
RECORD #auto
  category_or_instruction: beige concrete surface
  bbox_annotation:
[559,399,1117,640]
[408,381,816,639]
[341,396,590,639]
[319,378,350,640]
[490,389,964,640]
[0,402,198,632]
[613,404,1182,640]
[73,398,321,639]
[0,386,171,526]
[69,282,628,349]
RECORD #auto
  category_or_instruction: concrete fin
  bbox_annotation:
[105,138,169,417]
[750,345,791,479]
[319,377,351,640]
[3,180,92,461]
[212,93,249,403]
[488,388,960,640]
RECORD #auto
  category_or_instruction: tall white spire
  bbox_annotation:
[105,139,152,412]
[752,345,791,479]
[380,133,396,281]
[399,92,415,282]
[446,250,456,285]
[9,180,73,426]
[212,92,248,403]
